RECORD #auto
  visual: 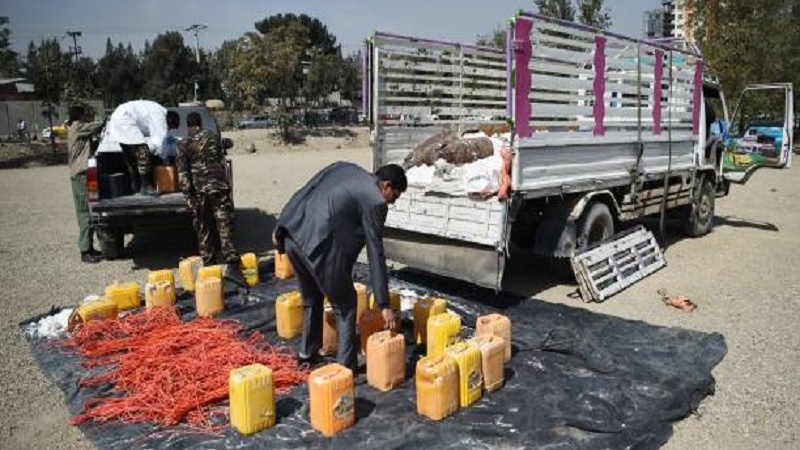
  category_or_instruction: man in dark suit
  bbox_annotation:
[273,162,407,371]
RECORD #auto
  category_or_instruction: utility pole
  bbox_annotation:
[66,30,82,64]
[66,30,83,100]
[184,24,207,102]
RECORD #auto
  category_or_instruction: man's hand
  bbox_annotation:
[381,308,396,331]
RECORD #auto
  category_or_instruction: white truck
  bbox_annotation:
[365,11,794,290]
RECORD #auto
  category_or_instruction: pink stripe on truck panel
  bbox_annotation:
[692,59,703,135]
[593,36,607,136]
[514,18,533,138]
[653,50,664,135]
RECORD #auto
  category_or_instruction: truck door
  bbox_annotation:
[723,83,794,183]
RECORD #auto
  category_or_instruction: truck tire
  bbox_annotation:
[549,202,614,280]
[97,227,124,260]
[683,180,715,237]
[575,202,614,251]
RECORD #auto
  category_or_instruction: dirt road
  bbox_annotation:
[0,142,797,449]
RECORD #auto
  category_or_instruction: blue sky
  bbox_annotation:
[6,0,653,59]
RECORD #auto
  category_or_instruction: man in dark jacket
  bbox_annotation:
[273,162,407,371]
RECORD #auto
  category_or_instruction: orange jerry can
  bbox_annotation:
[426,312,461,358]
[195,277,224,317]
[321,305,338,355]
[476,313,512,362]
[413,297,447,345]
[145,280,176,310]
[275,291,304,339]
[366,330,406,391]
[178,256,203,292]
[471,335,505,393]
[274,251,294,280]
[154,165,178,193]
[308,363,355,437]
[359,307,387,355]
[445,342,483,408]
[369,289,401,312]
[354,283,368,324]
[415,354,459,421]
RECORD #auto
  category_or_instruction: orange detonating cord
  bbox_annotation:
[64,307,308,433]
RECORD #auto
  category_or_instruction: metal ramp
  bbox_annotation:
[571,225,666,302]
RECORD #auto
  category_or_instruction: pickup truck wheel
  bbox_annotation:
[548,202,614,280]
[97,227,124,260]
[683,180,715,237]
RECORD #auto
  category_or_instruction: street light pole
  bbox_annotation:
[184,24,207,103]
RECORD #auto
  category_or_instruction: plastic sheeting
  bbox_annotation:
[98,100,170,158]
[20,264,726,450]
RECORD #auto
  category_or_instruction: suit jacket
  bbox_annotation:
[276,162,390,308]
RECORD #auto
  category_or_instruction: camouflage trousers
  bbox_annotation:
[191,189,239,265]
[121,144,152,191]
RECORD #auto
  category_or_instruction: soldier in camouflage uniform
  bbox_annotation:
[177,112,244,285]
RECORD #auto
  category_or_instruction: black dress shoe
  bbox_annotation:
[81,252,101,263]
[297,353,326,368]
[88,248,104,258]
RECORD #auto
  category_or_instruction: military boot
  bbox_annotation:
[139,183,159,197]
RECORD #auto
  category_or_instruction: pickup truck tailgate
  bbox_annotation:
[92,193,187,216]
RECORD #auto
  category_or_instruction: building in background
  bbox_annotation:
[642,8,665,39]
[642,0,696,42]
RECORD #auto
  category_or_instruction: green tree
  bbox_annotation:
[212,39,243,110]
[63,56,99,104]
[534,0,576,21]
[255,13,339,55]
[338,52,362,107]
[534,0,612,29]
[304,53,341,106]
[576,0,612,29]
[693,0,799,111]
[140,32,195,106]
[0,17,18,77]
[476,26,507,49]
[98,40,144,107]
[26,38,68,141]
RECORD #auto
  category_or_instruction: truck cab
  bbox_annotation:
[87,105,233,259]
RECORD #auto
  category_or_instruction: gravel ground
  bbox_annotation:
[0,140,797,449]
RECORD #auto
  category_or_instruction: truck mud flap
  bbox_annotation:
[383,228,504,290]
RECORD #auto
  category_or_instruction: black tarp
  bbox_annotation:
[20,265,726,449]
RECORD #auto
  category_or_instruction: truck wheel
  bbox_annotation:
[548,202,614,280]
[575,202,614,251]
[683,180,715,237]
[97,227,124,260]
